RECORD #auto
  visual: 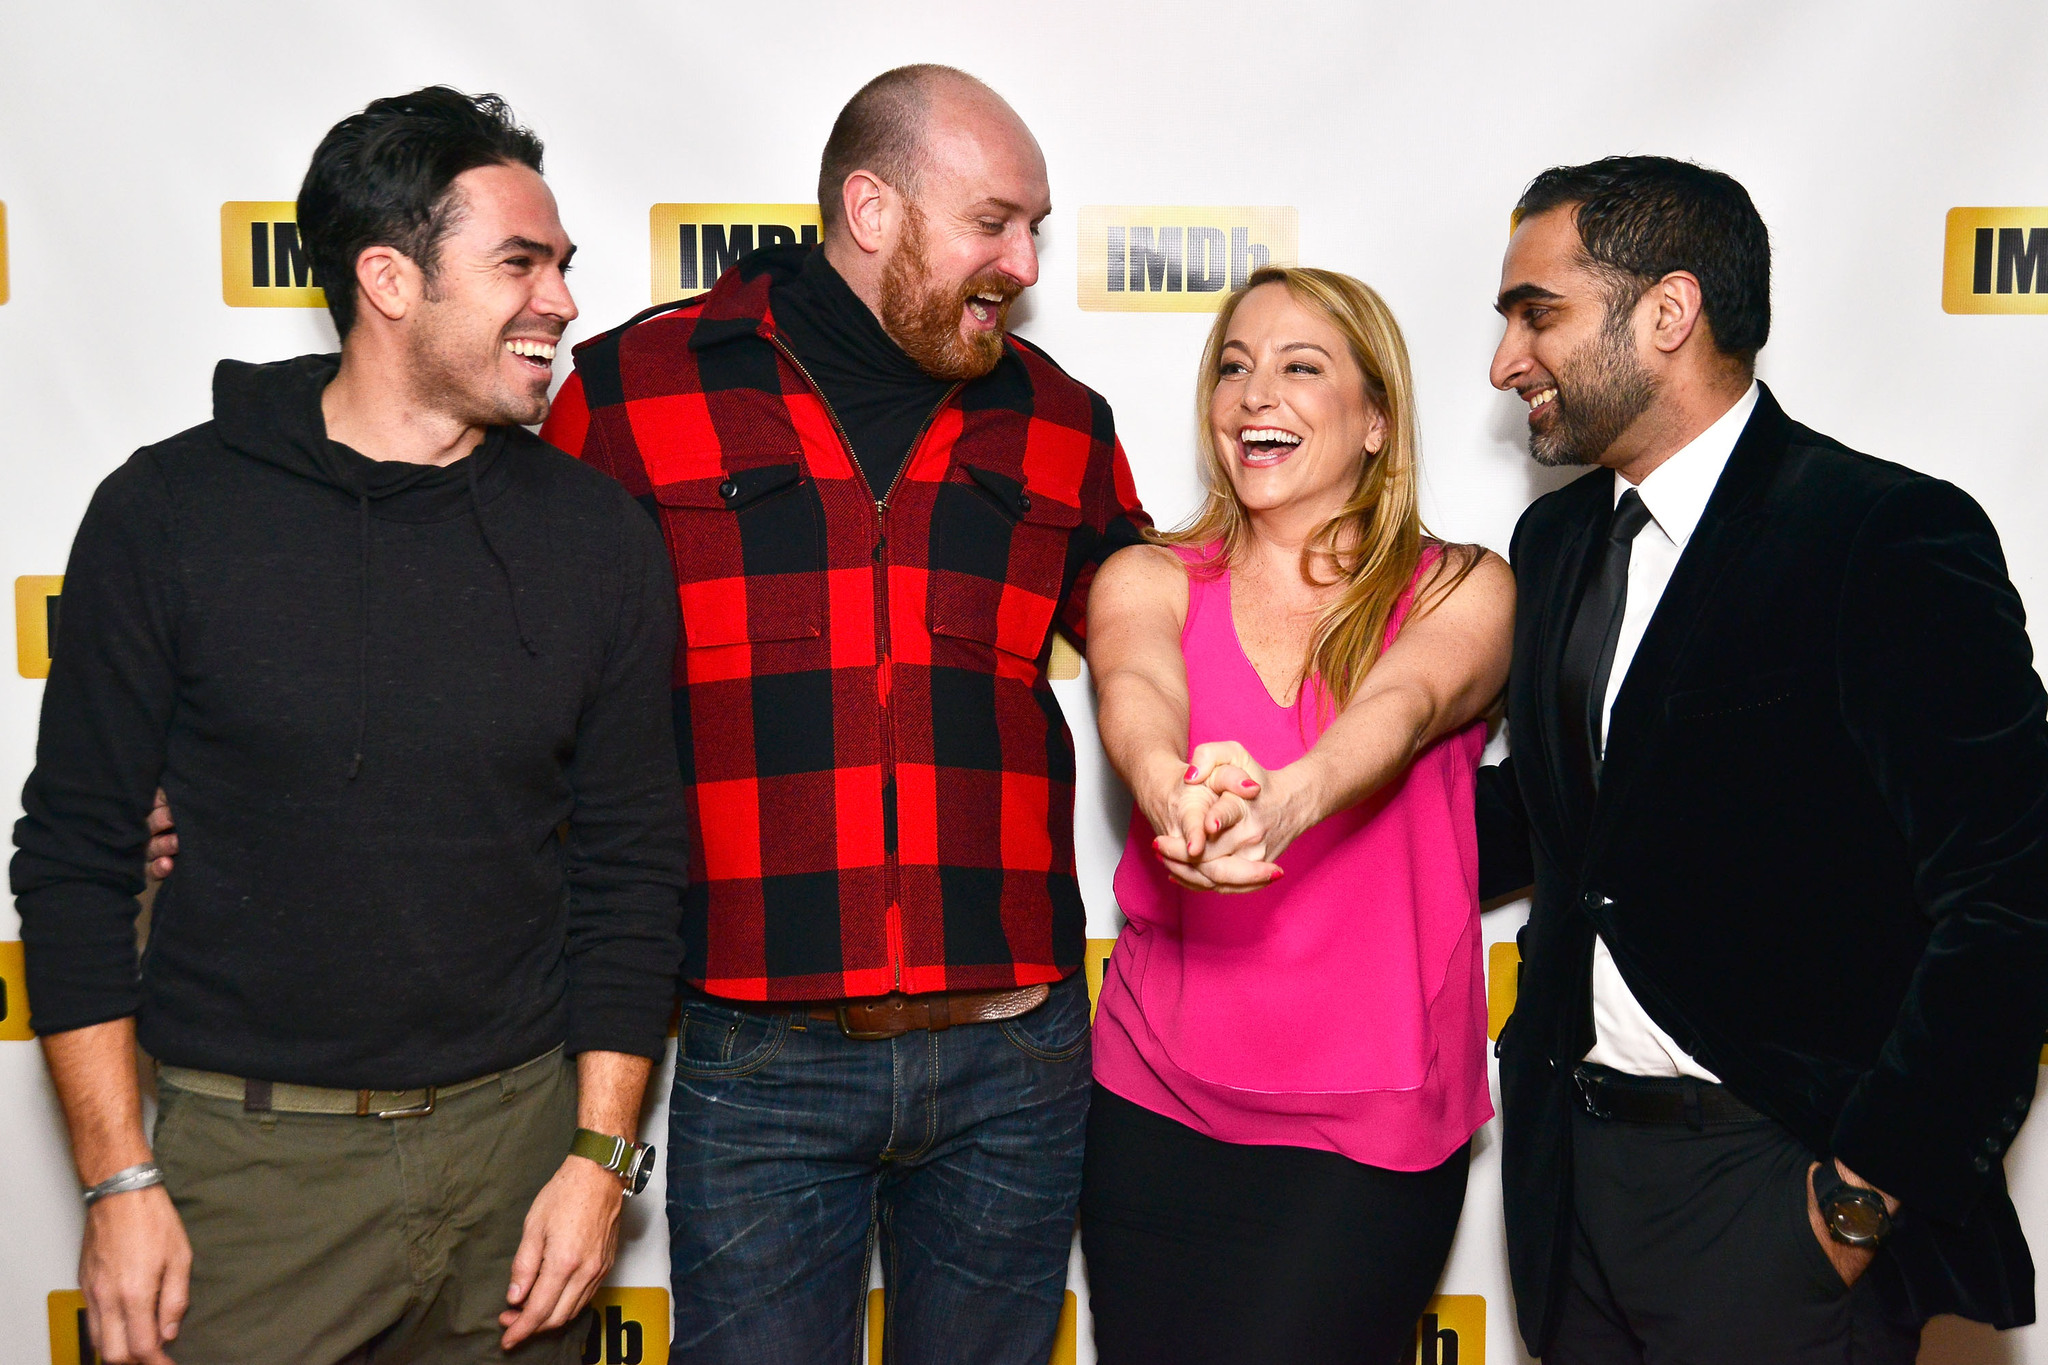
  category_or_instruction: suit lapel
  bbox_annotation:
[1518,473,1610,866]
[1589,387,1791,848]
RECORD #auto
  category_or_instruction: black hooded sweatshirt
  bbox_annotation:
[10,354,689,1088]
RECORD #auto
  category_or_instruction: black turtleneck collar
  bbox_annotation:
[768,247,954,500]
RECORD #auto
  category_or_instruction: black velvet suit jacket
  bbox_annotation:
[1478,385,2048,1351]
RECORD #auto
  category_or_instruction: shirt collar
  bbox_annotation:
[1614,380,1760,550]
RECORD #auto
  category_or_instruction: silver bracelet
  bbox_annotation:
[82,1162,164,1207]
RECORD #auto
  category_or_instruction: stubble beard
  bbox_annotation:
[880,201,1018,382]
[1528,306,1658,468]
[406,290,551,431]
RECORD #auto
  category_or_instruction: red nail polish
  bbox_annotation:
[1186,765,1199,780]
[1270,866,1286,880]
[1241,779,1258,791]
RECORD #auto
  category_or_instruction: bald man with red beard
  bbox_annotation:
[541,65,1150,1363]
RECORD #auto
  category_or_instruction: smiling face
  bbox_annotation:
[1490,205,1657,468]
[876,91,1049,380]
[1208,281,1387,523]
[403,162,577,427]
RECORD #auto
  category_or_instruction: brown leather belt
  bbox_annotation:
[722,983,1051,1040]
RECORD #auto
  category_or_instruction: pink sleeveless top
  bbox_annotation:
[1091,545,1492,1169]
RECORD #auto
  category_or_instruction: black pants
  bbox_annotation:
[1080,1084,1469,1365]
[1553,1102,1923,1365]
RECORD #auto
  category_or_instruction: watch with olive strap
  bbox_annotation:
[571,1128,655,1196]
[1813,1160,1893,1248]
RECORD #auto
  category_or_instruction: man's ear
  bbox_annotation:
[353,244,418,325]
[1648,270,1705,356]
[840,170,895,257]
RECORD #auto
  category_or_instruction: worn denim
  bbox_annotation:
[666,972,1092,1364]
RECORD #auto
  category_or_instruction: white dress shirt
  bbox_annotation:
[1582,382,1760,1080]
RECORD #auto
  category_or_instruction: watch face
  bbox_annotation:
[1826,1190,1890,1245]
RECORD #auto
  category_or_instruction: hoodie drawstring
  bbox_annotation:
[347,492,370,780]
[468,457,539,658]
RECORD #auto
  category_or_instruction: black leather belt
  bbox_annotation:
[1572,1062,1762,1126]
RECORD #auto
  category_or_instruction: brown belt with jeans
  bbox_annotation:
[722,983,1050,1040]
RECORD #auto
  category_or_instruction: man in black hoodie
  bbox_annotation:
[10,89,687,1365]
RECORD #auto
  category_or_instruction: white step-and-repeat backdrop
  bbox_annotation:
[4,2,2046,1361]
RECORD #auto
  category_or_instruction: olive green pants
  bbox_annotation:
[153,1048,589,1364]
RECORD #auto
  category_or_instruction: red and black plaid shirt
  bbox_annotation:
[542,251,1150,1001]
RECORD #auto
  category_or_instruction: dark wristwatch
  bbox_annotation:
[1813,1161,1892,1248]
[571,1128,656,1196]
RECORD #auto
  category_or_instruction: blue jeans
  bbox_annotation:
[666,972,1092,1364]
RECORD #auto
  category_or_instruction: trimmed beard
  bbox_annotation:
[880,200,1019,382]
[1528,299,1658,468]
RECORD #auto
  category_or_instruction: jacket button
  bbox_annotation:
[1985,1134,2005,1154]
[1017,493,1032,513]
[1974,1154,1993,1174]
[2002,1115,2021,1134]
[719,479,739,501]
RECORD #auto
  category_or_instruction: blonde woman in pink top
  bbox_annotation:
[1081,267,1514,1365]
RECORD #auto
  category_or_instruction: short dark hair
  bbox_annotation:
[817,64,982,234]
[298,86,544,338]
[1514,155,1771,366]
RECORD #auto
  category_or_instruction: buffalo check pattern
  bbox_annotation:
[542,248,1150,1000]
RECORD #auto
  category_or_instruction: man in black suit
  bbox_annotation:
[1479,155,2048,1363]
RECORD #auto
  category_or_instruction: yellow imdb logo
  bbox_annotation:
[1943,209,2048,314]
[48,1291,96,1365]
[1077,207,1298,313]
[0,943,32,1041]
[1083,936,1117,1022]
[579,1286,669,1364]
[867,1288,1076,1364]
[1047,634,1083,682]
[650,204,821,304]
[16,574,61,678]
[221,202,325,308]
[1486,941,1521,1042]
[1408,1294,1484,1364]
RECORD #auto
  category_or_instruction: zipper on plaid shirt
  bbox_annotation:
[769,332,960,992]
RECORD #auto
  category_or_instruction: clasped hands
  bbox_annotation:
[1147,741,1319,893]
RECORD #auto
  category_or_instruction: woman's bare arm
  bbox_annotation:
[1188,549,1515,889]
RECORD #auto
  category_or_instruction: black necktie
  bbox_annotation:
[1559,488,1654,791]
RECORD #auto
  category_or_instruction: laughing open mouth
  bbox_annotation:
[1238,427,1303,466]
[965,291,1008,326]
[505,338,557,373]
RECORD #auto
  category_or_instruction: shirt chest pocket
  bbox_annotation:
[925,464,1083,662]
[655,463,826,648]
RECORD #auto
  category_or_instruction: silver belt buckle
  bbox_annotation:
[372,1087,436,1119]
[1572,1068,1612,1120]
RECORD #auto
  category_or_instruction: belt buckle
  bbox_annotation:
[1572,1068,1612,1120]
[834,1004,901,1042]
[373,1087,436,1119]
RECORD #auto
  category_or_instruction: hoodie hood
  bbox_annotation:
[212,353,511,518]
[211,353,538,780]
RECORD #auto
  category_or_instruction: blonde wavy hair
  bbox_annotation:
[1155,265,1475,709]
